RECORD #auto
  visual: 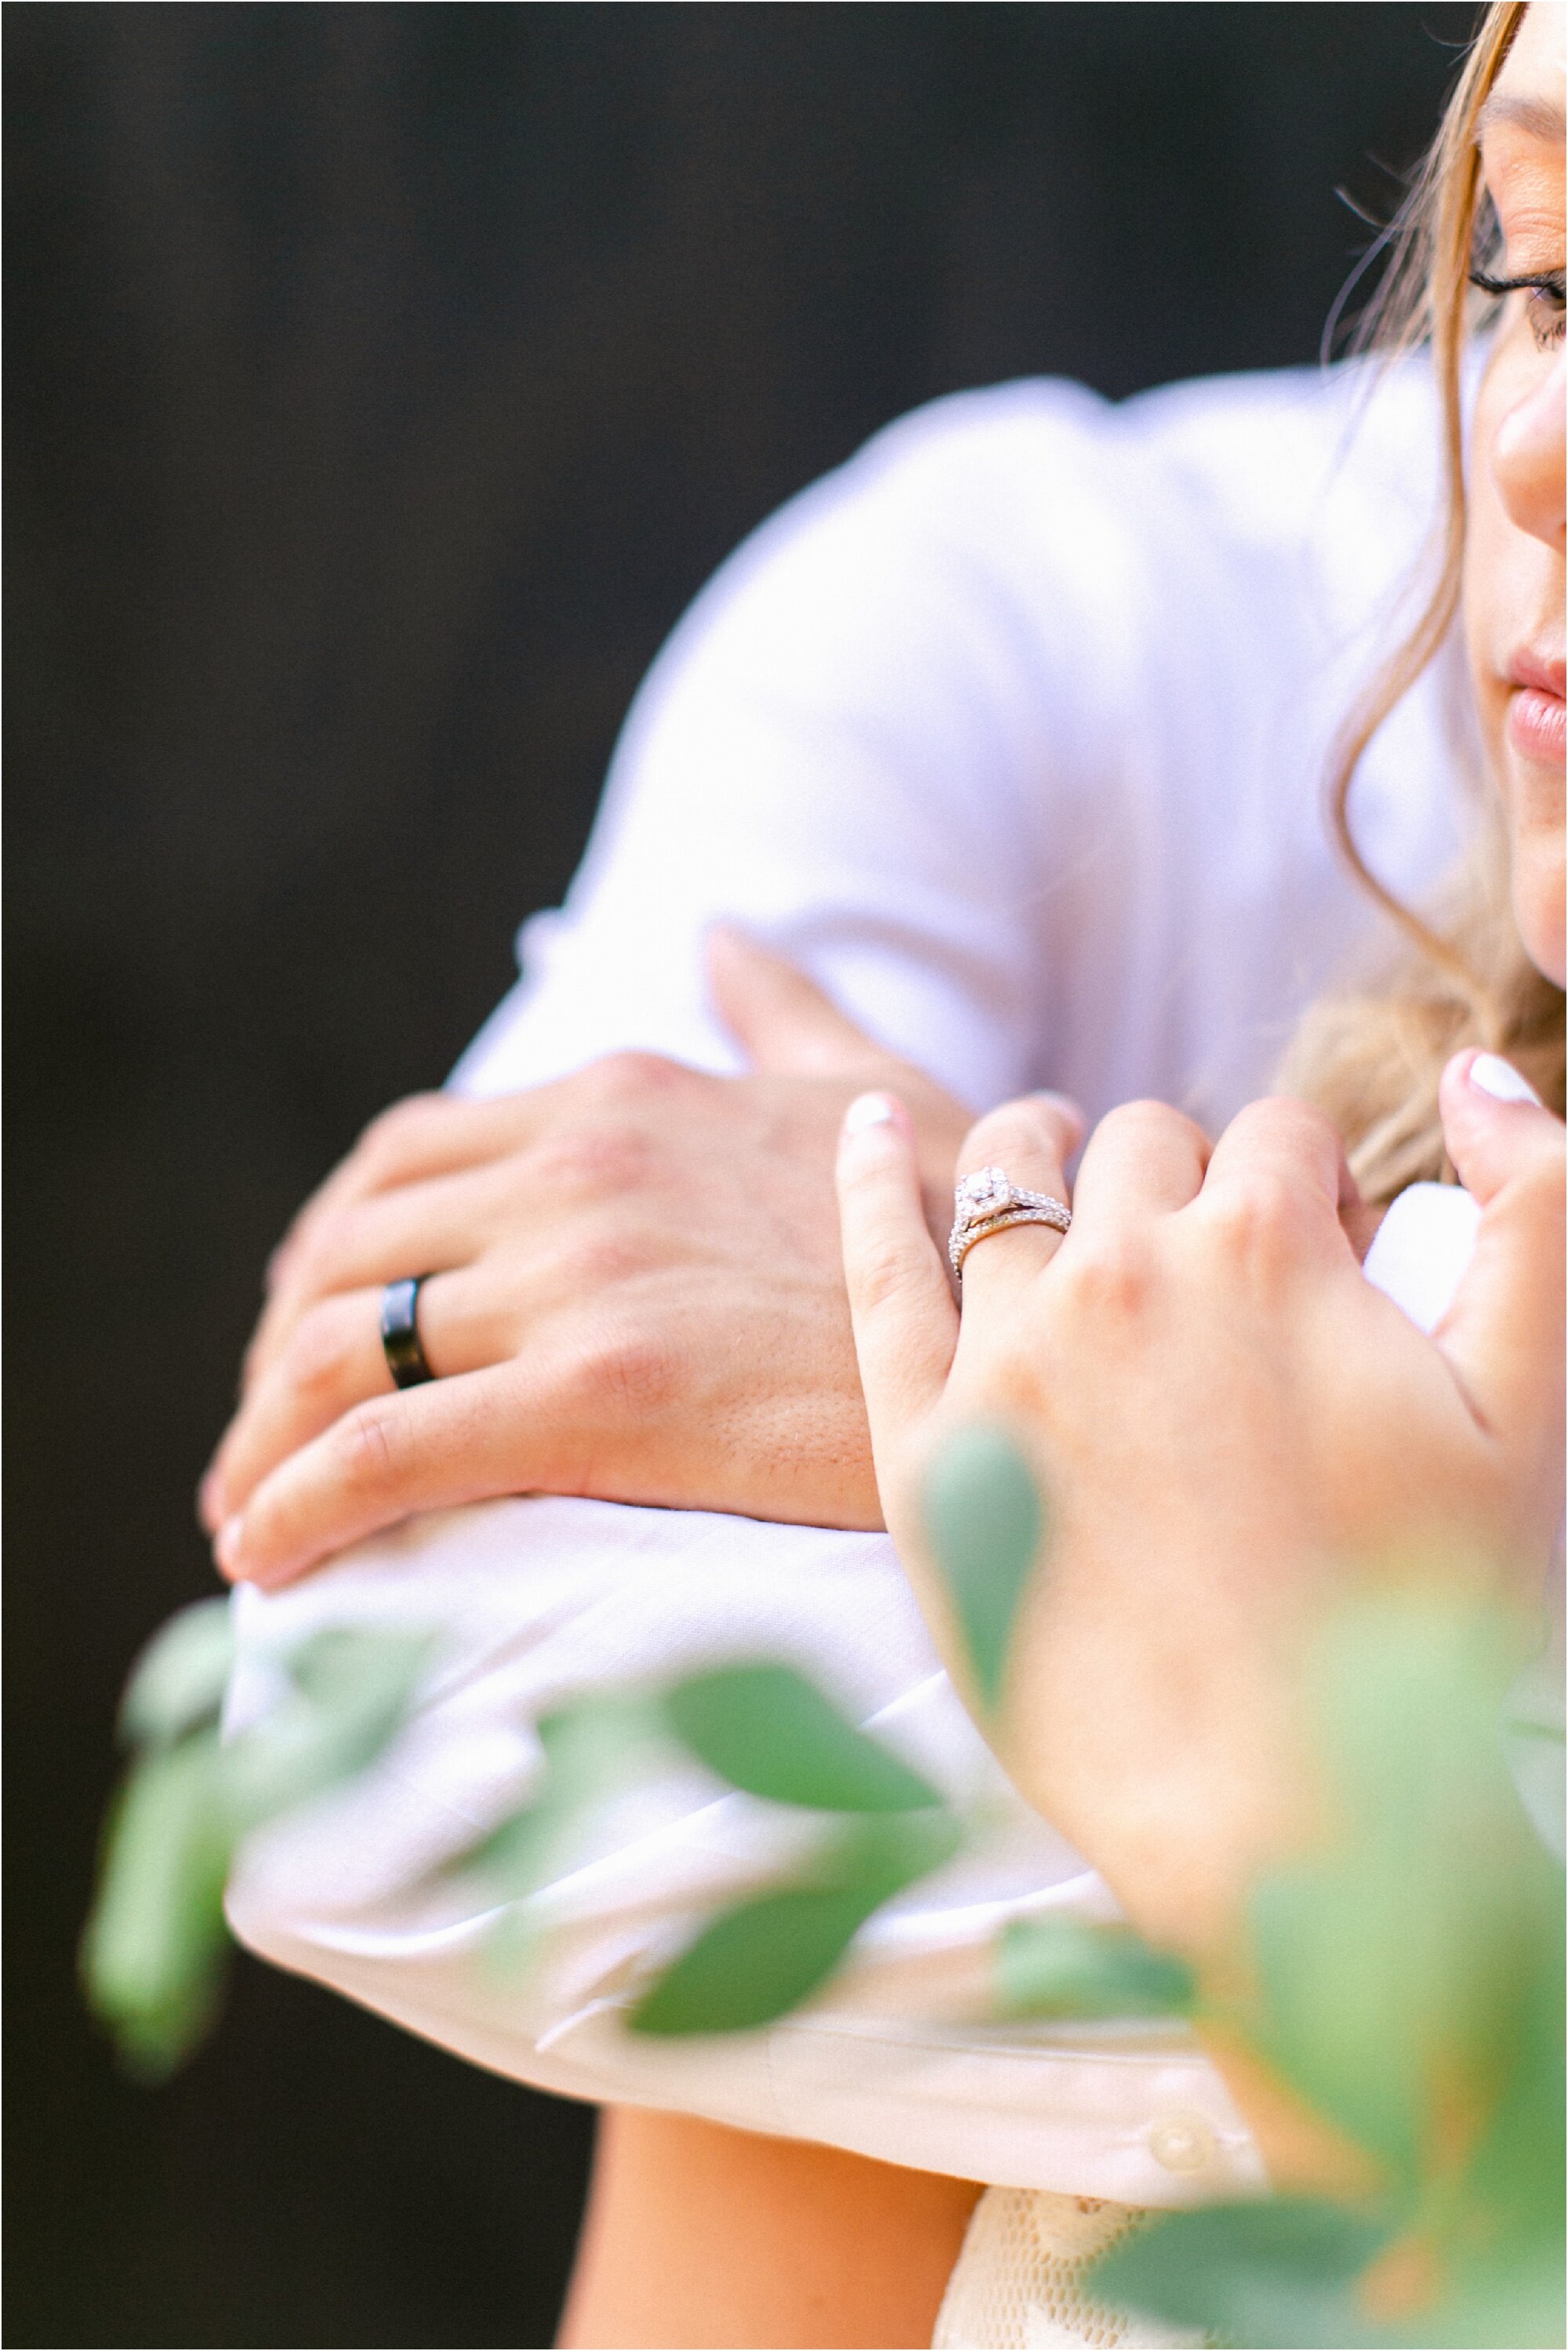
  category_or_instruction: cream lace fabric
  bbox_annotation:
[932,2187,1210,2349]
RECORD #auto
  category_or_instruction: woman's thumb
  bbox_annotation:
[1439,1050,1555,1204]
[706,924,890,1074]
[1432,1049,1565,1489]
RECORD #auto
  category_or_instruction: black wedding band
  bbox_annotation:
[381,1276,436,1389]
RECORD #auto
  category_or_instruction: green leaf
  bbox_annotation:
[922,1423,1042,1706]
[996,1917,1195,2020]
[1091,2200,1396,2350]
[664,1663,940,1812]
[1245,1594,1556,2187]
[630,1811,962,2037]
[224,1626,432,1827]
[81,1735,234,2080]
[118,1598,235,1748]
[85,1617,440,2082]
[282,1624,431,1718]
[1426,1897,1567,2348]
[1416,2245,1567,2351]
[458,1699,667,1982]
[629,1883,896,2037]
[462,1698,661,1903]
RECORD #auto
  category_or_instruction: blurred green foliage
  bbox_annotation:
[82,1601,430,2079]
[630,1811,964,2037]
[665,1662,942,1812]
[455,1660,966,2031]
[996,1916,1196,2020]
[922,1420,1042,1706]
[85,1437,1563,2346]
[1091,1592,1565,2349]
[919,1424,1564,2346]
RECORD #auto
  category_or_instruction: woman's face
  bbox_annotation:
[1464,1,1566,987]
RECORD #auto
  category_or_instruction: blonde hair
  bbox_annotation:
[1283,0,1566,1201]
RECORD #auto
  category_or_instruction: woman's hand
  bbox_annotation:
[836,1053,1565,1963]
[202,935,973,1588]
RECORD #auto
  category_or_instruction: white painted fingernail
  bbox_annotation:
[1469,1052,1541,1106]
[844,1092,899,1133]
[216,1515,246,1578]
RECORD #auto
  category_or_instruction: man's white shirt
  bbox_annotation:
[227,358,1478,2207]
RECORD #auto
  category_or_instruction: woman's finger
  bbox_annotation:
[1069,1098,1210,1231]
[1435,1052,1566,1488]
[949,1094,1080,1310]
[1195,1096,1355,1269]
[709,926,893,1075]
[836,1092,956,1441]
[1437,1049,1555,1205]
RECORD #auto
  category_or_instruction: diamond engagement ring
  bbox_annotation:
[949,1165,1073,1279]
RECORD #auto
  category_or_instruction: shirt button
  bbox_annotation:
[1148,2113,1217,2174]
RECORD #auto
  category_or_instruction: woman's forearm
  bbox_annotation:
[558,2111,982,2350]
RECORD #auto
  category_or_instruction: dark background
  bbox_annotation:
[7,6,1479,2344]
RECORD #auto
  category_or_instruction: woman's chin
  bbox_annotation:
[1513,853,1567,991]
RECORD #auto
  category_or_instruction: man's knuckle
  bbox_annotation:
[289,1205,360,1288]
[586,1049,688,1106]
[575,1321,678,1413]
[331,1399,411,1495]
[358,1092,446,1174]
[561,1224,654,1293]
[534,1121,654,1199]
[285,1306,356,1401]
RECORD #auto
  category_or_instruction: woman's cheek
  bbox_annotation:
[1461,456,1512,803]
[1457,340,1561,983]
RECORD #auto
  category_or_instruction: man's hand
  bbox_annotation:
[201,933,974,1587]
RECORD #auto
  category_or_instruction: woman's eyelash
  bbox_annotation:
[1468,267,1566,301]
[1468,267,1566,348]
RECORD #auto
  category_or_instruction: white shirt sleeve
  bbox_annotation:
[224,1503,1265,2206]
[451,376,1123,1113]
[451,358,1467,1132]
[225,358,1478,2200]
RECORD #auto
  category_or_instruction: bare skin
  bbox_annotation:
[210,16,1564,2342]
[201,932,974,1586]
[836,1060,1564,1970]
[557,2112,982,2351]
[1465,1,1566,981]
[564,20,1567,2327]
[832,0,1565,2137]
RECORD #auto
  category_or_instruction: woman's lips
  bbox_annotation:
[1504,648,1566,765]
[1507,683,1567,765]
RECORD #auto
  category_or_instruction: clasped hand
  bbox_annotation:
[201,934,972,1585]
[834,1056,1565,1960]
